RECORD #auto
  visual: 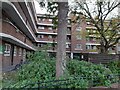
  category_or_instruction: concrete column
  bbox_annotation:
[70,52,73,59]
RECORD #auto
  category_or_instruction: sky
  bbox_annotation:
[34,0,47,14]
[34,0,75,14]
[34,0,119,18]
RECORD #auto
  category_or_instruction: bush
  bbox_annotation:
[3,51,119,88]
[106,60,120,83]
[66,60,113,86]
[4,51,56,88]
[106,60,120,74]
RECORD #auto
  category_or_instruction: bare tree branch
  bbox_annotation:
[103,2,120,21]
[108,37,120,48]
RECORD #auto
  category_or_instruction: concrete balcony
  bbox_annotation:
[36,30,71,35]
[38,46,71,52]
[37,38,57,42]
[1,1,37,41]
[87,49,98,53]
[0,33,36,51]
[37,22,71,28]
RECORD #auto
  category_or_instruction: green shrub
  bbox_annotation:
[66,60,113,86]
[107,60,120,74]
[3,51,119,88]
[4,51,55,88]
[106,60,120,83]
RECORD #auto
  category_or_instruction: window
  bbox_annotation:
[76,35,81,40]
[4,44,11,56]
[67,37,70,40]
[87,22,90,25]
[93,38,96,41]
[67,28,71,33]
[38,18,45,21]
[86,37,89,41]
[91,45,96,49]
[67,28,71,31]
[38,26,44,30]
[66,44,70,48]
[75,44,82,50]
[19,48,22,56]
[66,44,69,48]
[48,27,52,30]
[38,44,44,47]
[87,30,90,32]
[76,26,81,31]
[68,20,71,24]
[48,19,52,21]
[86,45,96,50]
[48,35,52,39]
[38,18,41,21]
[42,18,45,21]
[93,30,96,33]
[14,46,17,56]
[38,35,44,38]
[86,45,90,50]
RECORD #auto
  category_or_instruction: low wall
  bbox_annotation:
[73,53,120,64]
[88,54,120,64]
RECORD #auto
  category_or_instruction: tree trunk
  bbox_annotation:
[100,46,108,54]
[99,39,108,54]
[56,2,68,78]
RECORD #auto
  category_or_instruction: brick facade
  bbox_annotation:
[1,1,119,71]
[1,1,36,72]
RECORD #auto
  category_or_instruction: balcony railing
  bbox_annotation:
[87,49,98,52]
[12,2,36,39]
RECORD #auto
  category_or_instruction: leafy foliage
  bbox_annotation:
[66,60,114,86]
[3,51,56,88]
[2,51,119,88]
[106,60,120,74]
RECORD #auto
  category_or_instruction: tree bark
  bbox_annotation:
[56,2,68,78]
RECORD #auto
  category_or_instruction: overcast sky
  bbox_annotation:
[34,0,75,14]
[34,0,47,14]
[34,0,119,18]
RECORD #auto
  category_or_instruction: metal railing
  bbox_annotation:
[21,74,120,88]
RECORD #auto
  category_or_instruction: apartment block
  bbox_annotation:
[0,1,37,71]
[35,14,120,59]
[1,1,119,71]
[35,14,72,58]
[85,19,119,54]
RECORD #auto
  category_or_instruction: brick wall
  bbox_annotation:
[73,53,119,64]
[88,54,119,64]
[2,21,33,47]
